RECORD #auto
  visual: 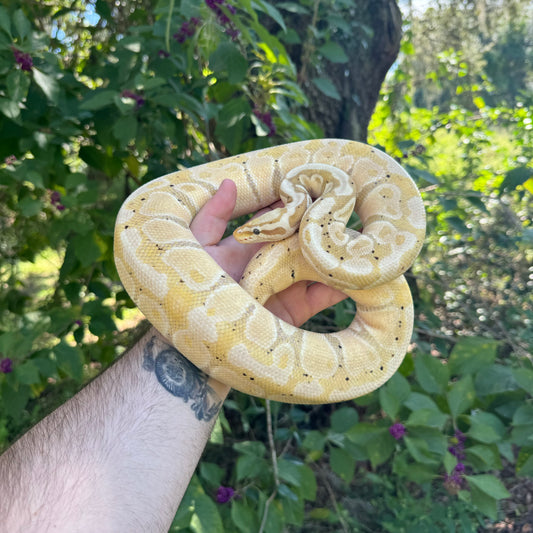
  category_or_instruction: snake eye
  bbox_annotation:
[253,228,261,235]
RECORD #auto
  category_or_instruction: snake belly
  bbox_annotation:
[114,139,426,404]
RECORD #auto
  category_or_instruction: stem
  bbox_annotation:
[165,0,175,52]
[258,400,279,533]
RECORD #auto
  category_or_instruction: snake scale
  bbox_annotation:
[114,139,426,404]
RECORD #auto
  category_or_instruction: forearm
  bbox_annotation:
[0,328,229,533]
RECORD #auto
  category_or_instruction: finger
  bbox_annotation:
[305,283,347,318]
[266,282,347,327]
[191,179,237,246]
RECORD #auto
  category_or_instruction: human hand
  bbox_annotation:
[190,179,347,327]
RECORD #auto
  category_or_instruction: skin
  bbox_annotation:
[0,179,345,532]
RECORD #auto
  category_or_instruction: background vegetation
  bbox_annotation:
[0,0,531,530]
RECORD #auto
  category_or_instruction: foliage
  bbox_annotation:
[0,0,532,531]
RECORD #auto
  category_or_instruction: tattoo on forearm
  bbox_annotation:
[142,336,222,422]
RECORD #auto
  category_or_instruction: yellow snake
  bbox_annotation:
[114,139,425,404]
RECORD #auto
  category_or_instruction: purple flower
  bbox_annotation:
[173,17,201,43]
[0,358,13,373]
[12,47,33,72]
[448,429,466,460]
[444,462,467,494]
[455,429,466,443]
[158,49,170,58]
[253,109,276,137]
[444,431,468,494]
[389,422,406,440]
[50,190,65,211]
[216,486,235,503]
[454,462,465,473]
[205,0,240,40]
[4,155,17,165]
[121,90,145,109]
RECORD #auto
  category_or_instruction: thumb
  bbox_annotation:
[191,179,237,246]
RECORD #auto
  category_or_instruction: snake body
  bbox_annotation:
[114,139,425,403]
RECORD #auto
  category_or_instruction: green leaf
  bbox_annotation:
[0,97,20,120]
[14,360,41,385]
[53,341,83,381]
[379,372,411,419]
[406,408,448,429]
[312,77,341,100]
[72,233,102,267]
[414,353,449,394]
[254,0,287,32]
[346,423,394,467]
[405,426,448,456]
[209,44,248,84]
[214,97,250,154]
[468,411,506,444]
[475,364,519,396]
[18,197,42,217]
[199,462,224,488]
[516,447,533,477]
[469,484,498,520]
[403,391,438,412]
[190,493,223,533]
[278,459,317,500]
[0,381,31,419]
[445,215,468,234]
[231,500,259,533]
[511,422,533,446]
[80,90,117,111]
[447,374,475,420]
[233,440,266,456]
[393,454,437,483]
[513,404,533,426]
[33,69,60,103]
[298,463,317,501]
[465,474,510,500]
[512,367,533,394]
[277,458,303,486]
[78,146,123,176]
[0,330,34,358]
[318,42,349,63]
[302,430,326,453]
[13,9,31,40]
[112,114,138,149]
[0,6,11,35]
[404,436,439,464]
[448,337,498,376]
[330,406,359,432]
[346,422,384,446]
[499,166,533,193]
[329,446,355,483]
[404,165,440,185]
[7,69,31,102]
[235,452,268,481]
[467,445,502,471]
[444,451,457,474]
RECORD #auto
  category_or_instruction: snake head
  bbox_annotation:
[233,208,298,243]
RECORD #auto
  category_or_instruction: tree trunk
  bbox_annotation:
[277,0,403,142]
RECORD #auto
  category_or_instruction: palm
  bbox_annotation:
[190,180,346,327]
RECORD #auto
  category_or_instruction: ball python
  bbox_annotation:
[114,139,426,404]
